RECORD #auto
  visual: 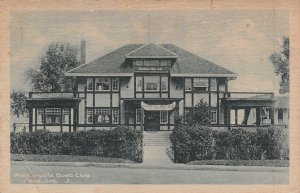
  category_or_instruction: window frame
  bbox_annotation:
[94,108,111,124]
[112,109,119,124]
[185,78,192,91]
[210,108,217,124]
[161,76,168,91]
[95,78,111,91]
[194,78,209,92]
[136,109,142,124]
[210,78,217,91]
[87,78,93,91]
[144,76,160,92]
[160,110,168,124]
[112,78,119,91]
[45,108,61,124]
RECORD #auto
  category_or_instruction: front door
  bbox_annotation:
[144,111,160,131]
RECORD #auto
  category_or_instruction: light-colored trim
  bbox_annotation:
[65,72,133,77]
[171,73,238,78]
[125,43,178,58]
[126,55,178,58]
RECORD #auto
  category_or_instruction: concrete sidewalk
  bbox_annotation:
[11,161,288,173]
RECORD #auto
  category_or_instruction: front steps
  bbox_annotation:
[143,131,172,147]
[143,131,173,164]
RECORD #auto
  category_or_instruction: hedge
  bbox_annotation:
[11,126,143,163]
[170,125,288,163]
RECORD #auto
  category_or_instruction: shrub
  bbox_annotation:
[11,126,143,163]
[171,125,289,163]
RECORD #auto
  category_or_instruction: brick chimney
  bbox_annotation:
[80,39,86,64]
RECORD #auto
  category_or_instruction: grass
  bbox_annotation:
[11,154,137,164]
[188,160,289,167]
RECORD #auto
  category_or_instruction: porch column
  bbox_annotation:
[235,108,238,125]
[256,107,261,126]
[270,106,275,125]
[28,107,33,132]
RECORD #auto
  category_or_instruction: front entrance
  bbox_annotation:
[144,111,160,131]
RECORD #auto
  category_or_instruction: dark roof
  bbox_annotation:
[67,43,236,75]
[274,96,289,108]
[125,43,178,58]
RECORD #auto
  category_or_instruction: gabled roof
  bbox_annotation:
[66,43,236,77]
[125,43,178,58]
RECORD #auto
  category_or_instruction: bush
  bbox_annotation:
[11,126,143,163]
[171,125,289,163]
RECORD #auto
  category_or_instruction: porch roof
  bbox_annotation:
[26,98,81,108]
[222,98,276,108]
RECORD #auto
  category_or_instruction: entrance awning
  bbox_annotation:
[141,101,176,111]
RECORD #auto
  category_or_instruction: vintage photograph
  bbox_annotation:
[9,10,289,184]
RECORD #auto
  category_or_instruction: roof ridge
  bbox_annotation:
[125,43,178,58]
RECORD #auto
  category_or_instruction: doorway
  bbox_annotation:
[144,111,160,131]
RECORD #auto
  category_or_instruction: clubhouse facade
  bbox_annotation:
[26,43,288,132]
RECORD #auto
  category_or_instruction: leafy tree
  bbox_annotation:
[270,37,289,94]
[176,99,210,126]
[27,42,80,92]
[11,90,27,118]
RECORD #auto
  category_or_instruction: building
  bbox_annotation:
[26,42,284,132]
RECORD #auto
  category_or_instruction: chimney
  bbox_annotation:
[80,39,86,64]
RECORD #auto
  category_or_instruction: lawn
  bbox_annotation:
[11,154,137,164]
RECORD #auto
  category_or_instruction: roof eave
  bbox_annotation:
[171,73,238,78]
[65,72,133,77]
[125,55,178,59]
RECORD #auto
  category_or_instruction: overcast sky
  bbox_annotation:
[10,10,288,94]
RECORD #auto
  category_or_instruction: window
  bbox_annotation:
[144,59,159,66]
[45,108,61,124]
[144,76,159,91]
[161,77,168,91]
[135,59,143,66]
[95,78,110,91]
[136,109,142,124]
[87,78,93,91]
[210,109,217,124]
[136,76,143,91]
[185,78,192,91]
[210,78,217,91]
[160,60,171,66]
[194,78,208,92]
[112,109,119,124]
[37,108,44,123]
[160,111,168,124]
[86,109,93,124]
[278,109,284,122]
[95,109,110,124]
[62,108,69,123]
[112,78,119,91]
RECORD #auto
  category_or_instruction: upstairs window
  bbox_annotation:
[87,78,93,91]
[135,59,143,66]
[112,78,119,91]
[95,78,110,91]
[185,78,192,91]
[210,78,217,91]
[161,77,168,91]
[144,59,159,66]
[194,78,208,92]
[144,76,160,91]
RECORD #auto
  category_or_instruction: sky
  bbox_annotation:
[10,10,289,94]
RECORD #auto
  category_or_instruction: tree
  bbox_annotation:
[176,99,210,126]
[27,42,80,92]
[270,37,289,94]
[11,90,27,118]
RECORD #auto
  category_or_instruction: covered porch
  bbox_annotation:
[121,98,181,131]
[221,92,276,127]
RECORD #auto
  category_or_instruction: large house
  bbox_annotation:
[26,42,286,132]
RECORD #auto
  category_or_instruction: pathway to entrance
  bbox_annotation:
[143,131,173,165]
